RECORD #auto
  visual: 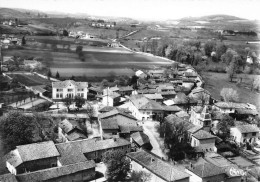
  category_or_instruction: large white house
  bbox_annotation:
[230,124,260,145]
[52,80,88,100]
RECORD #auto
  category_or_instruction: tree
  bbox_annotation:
[62,96,73,112]
[220,88,239,102]
[101,79,109,87]
[22,36,26,45]
[86,104,95,127]
[204,41,216,56]
[0,111,36,152]
[55,71,60,79]
[63,29,69,36]
[226,59,238,82]
[70,75,75,81]
[130,171,151,182]
[74,95,85,109]
[162,118,194,161]
[216,114,234,141]
[216,43,227,60]
[47,69,52,79]
[102,149,131,181]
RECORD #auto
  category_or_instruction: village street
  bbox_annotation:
[142,120,167,159]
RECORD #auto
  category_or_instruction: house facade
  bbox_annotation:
[190,130,217,152]
[190,106,212,131]
[52,80,88,100]
[230,124,260,145]
[127,150,190,182]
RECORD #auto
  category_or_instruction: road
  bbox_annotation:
[142,121,167,159]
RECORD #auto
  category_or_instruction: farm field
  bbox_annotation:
[203,72,260,112]
[2,48,172,77]
[7,73,52,86]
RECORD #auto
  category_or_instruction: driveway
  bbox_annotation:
[142,121,167,159]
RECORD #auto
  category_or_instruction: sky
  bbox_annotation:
[0,0,260,21]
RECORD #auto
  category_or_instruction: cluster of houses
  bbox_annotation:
[0,61,260,181]
[0,35,22,48]
[89,21,116,28]
[68,31,97,39]
[1,56,42,72]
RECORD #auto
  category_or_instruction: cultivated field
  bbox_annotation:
[7,73,52,86]
[203,72,260,112]
[3,48,172,77]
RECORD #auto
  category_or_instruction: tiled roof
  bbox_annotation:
[183,72,198,77]
[67,131,87,141]
[103,92,120,98]
[175,110,189,118]
[99,106,115,112]
[162,106,182,112]
[148,70,165,74]
[137,89,157,94]
[191,87,210,95]
[235,124,260,133]
[188,125,203,134]
[159,91,176,96]
[99,109,137,120]
[52,80,88,89]
[193,130,216,140]
[6,141,59,167]
[214,102,248,109]
[135,70,146,77]
[144,93,163,100]
[59,119,83,134]
[56,138,130,165]
[89,86,102,93]
[188,159,225,178]
[119,125,143,133]
[101,118,119,130]
[16,161,95,182]
[119,86,133,92]
[0,173,18,182]
[236,108,259,115]
[130,132,150,146]
[129,95,164,110]
[127,151,190,181]
[30,85,47,93]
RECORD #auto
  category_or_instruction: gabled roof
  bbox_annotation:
[6,141,59,167]
[129,95,164,110]
[103,92,120,98]
[119,125,143,133]
[193,130,216,140]
[119,86,133,92]
[127,151,190,181]
[99,109,137,120]
[148,70,165,74]
[214,102,251,109]
[144,93,163,100]
[100,118,119,130]
[188,158,225,178]
[191,87,210,95]
[175,110,189,118]
[183,72,198,77]
[89,86,102,93]
[52,80,88,89]
[131,132,150,146]
[188,125,203,134]
[56,138,130,165]
[99,106,115,112]
[162,105,182,112]
[16,161,95,182]
[137,89,157,94]
[59,119,83,134]
[234,124,260,133]
[136,70,146,77]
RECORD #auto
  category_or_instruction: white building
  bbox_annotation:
[52,80,88,100]
[230,124,260,145]
[190,130,217,152]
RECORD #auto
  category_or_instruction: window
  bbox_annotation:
[244,133,247,137]
[56,88,62,92]
[78,88,84,91]
[252,132,256,136]
[60,93,63,98]
[68,89,73,92]
[56,93,59,98]
[81,93,84,97]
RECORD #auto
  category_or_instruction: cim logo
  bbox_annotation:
[228,167,247,176]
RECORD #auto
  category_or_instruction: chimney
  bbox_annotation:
[151,158,155,163]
